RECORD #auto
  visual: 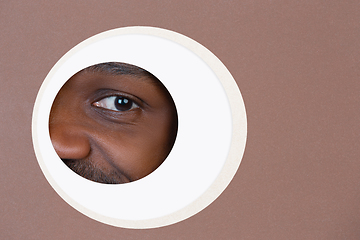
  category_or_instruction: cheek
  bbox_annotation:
[122,129,174,179]
[107,111,177,179]
[143,107,177,153]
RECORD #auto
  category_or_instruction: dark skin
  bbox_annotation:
[49,66,178,184]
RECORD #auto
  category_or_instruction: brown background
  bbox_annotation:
[1,1,359,239]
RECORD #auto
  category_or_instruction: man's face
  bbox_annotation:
[49,67,178,184]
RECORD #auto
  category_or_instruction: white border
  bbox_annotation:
[32,26,247,228]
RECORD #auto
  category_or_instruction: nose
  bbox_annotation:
[49,123,91,160]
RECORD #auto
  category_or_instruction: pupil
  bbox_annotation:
[115,96,132,111]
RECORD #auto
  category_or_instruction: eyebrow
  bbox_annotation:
[85,62,150,77]
[83,62,164,88]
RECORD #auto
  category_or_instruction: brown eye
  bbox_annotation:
[93,96,139,112]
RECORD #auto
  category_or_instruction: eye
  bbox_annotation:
[93,96,139,111]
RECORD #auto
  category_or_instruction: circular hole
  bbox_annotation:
[32,26,247,228]
[49,62,178,184]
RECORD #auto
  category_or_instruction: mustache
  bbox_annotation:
[62,159,130,184]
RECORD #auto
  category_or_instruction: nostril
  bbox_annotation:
[49,124,91,160]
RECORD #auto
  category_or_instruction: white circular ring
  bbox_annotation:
[32,26,247,228]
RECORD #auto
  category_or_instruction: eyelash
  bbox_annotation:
[92,95,140,112]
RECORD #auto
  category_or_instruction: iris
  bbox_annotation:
[115,96,133,111]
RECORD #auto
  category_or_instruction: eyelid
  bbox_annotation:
[91,89,146,107]
[89,89,145,124]
[92,95,140,112]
